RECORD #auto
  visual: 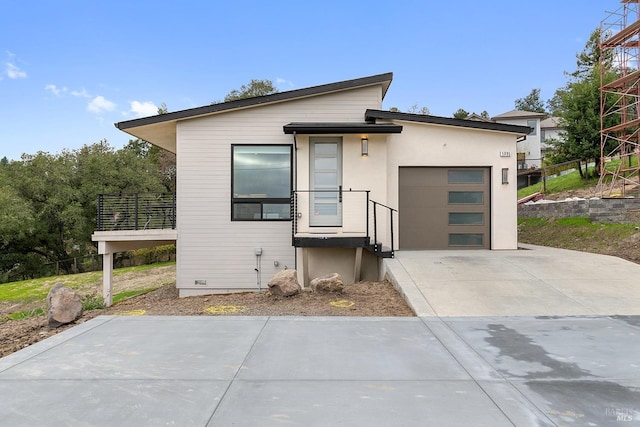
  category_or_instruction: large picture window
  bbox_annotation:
[232,145,292,221]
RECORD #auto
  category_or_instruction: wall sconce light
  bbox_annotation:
[361,137,368,156]
[502,168,509,184]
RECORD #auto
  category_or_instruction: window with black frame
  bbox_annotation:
[231,145,292,220]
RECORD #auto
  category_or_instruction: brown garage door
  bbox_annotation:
[399,167,490,249]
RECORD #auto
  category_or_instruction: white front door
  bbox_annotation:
[310,138,342,227]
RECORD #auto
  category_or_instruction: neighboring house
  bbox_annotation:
[92,73,530,303]
[540,116,562,157]
[465,113,493,122]
[492,110,546,169]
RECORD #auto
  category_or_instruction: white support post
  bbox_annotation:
[103,252,113,307]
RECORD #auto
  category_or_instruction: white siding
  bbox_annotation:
[176,86,383,294]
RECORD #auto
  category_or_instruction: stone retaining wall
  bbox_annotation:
[518,198,640,224]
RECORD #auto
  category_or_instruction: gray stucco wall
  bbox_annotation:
[518,198,640,224]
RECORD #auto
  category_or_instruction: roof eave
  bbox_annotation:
[283,122,402,134]
[365,109,531,135]
[116,72,394,131]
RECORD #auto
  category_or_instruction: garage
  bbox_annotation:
[399,167,491,249]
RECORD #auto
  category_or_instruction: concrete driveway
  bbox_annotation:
[385,243,640,317]
[0,244,639,426]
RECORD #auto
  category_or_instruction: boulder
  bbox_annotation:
[310,273,344,293]
[267,269,301,297]
[47,283,83,329]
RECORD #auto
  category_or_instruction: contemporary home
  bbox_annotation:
[540,116,563,157]
[92,72,530,303]
[465,113,493,122]
[492,110,546,169]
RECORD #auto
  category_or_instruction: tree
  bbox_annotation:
[124,103,176,192]
[0,170,35,259]
[548,27,620,177]
[548,66,618,176]
[546,91,563,116]
[407,104,430,115]
[573,27,614,80]
[387,105,429,114]
[0,142,167,278]
[453,108,469,119]
[223,79,278,102]
[515,89,546,113]
[0,156,7,167]
[480,111,490,119]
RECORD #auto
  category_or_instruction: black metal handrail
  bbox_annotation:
[370,200,397,255]
[291,189,369,235]
[97,193,176,231]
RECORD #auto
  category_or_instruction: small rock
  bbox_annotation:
[310,273,344,293]
[46,283,83,329]
[267,269,301,297]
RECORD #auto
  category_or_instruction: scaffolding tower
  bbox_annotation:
[598,0,640,197]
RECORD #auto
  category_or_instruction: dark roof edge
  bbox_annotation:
[365,109,532,135]
[116,72,394,130]
[283,122,403,134]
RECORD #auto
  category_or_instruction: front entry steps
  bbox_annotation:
[293,236,393,258]
[365,243,394,258]
[294,236,394,285]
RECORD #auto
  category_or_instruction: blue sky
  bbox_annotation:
[0,0,623,160]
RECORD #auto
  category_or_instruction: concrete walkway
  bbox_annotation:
[1,245,639,426]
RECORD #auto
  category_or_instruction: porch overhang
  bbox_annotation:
[283,122,403,134]
[293,236,370,248]
[92,229,177,254]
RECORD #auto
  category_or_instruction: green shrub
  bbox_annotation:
[556,217,592,226]
[115,245,176,268]
[81,294,106,311]
[8,307,45,320]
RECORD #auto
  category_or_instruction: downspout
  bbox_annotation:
[292,131,298,272]
[292,131,298,191]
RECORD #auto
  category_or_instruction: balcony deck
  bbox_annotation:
[97,193,176,232]
[93,193,177,307]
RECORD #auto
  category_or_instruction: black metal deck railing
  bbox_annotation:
[96,193,176,231]
[291,189,397,257]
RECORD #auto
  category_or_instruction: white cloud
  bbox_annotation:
[6,62,26,79]
[129,100,158,117]
[88,96,116,113]
[45,84,67,96]
[276,77,294,88]
[71,88,90,98]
